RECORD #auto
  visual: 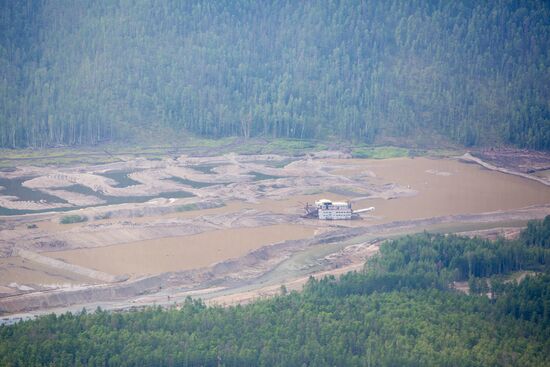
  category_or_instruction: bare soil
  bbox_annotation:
[43,224,316,277]
[472,148,550,174]
[1,149,549,316]
[0,256,99,287]
[465,149,550,186]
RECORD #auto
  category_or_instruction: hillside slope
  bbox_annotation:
[1,0,549,148]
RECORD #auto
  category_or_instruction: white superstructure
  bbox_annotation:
[315,199,352,220]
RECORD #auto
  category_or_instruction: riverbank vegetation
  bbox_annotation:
[1,217,549,366]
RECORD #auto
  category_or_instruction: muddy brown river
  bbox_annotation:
[1,155,550,292]
[43,224,316,277]
[346,157,550,222]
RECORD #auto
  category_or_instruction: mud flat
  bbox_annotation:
[1,151,550,316]
[0,256,99,288]
[470,148,550,177]
[18,250,127,283]
[43,224,316,277]
[462,150,550,186]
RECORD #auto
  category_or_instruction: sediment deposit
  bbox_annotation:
[1,150,549,316]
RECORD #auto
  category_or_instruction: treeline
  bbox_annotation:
[1,217,549,366]
[1,0,549,149]
[306,223,550,300]
[521,215,550,248]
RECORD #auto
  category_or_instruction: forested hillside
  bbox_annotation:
[1,0,549,149]
[1,218,549,366]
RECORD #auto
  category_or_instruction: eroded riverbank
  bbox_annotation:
[1,150,549,316]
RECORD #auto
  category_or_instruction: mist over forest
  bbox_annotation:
[1,0,549,149]
[1,2,550,366]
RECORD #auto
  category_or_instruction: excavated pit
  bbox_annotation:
[1,151,550,316]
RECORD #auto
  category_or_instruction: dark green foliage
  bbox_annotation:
[59,214,88,224]
[521,216,550,248]
[368,231,549,283]
[4,290,549,367]
[491,273,550,330]
[304,228,550,298]
[1,217,549,366]
[1,1,549,149]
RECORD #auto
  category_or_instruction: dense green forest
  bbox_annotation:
[1,217,549,366]
[1,0,549,149]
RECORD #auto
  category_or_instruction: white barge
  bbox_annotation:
[303,199,375,220]
[315,199,353,220]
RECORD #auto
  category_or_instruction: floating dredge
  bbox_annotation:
[303,199,374,220]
